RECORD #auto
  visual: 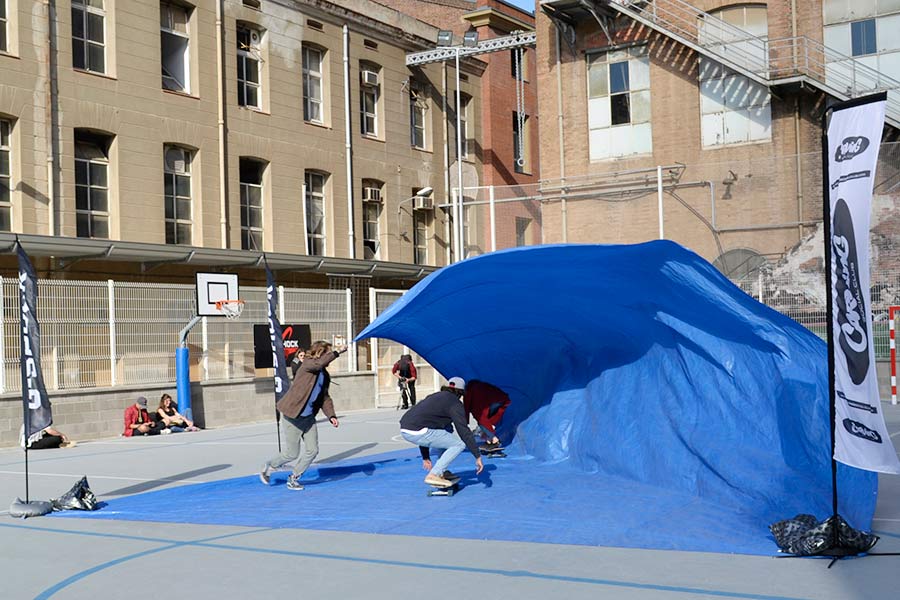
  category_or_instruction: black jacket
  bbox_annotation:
[400,390,480,458]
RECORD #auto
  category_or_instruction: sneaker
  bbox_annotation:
[442,470,458,481]
[160,428,172,435]
[259,466,271,486]
[424,474,453,488]
[286,475,304,490]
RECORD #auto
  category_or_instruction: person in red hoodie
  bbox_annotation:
[463,380,511,451]
[392,354,418,409]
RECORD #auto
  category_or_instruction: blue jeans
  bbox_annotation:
[401,428,466,477]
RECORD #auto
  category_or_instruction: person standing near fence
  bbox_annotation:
[260,340,346,490]
[392,354,417,409]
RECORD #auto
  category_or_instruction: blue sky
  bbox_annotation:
[502,0,535,15]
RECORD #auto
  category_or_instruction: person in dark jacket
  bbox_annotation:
[463,380,511,451]
[392,354,417,408]
[260,340,346,490]
[399,377,483,488]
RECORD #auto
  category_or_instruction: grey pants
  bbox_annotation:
[266,414,319,477]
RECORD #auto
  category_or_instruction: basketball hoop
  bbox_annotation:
[215,299,245,320]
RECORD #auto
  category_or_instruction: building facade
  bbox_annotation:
[537,0,900,276]
[0,0,486,277]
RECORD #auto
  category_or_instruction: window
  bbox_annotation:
[303,45,324,123]
[237,25,262,109]
[586,46,652,160]
[305,171,327,256]
[360,62,380,137]
[239,158,264,250]
[74,131,110,239]
[459,94,470,159]
[164,146,192,245]
[361,179,382,259]
[161,2,190,92]
[699,58,771,146]
[851,19,876,57]
[413,210,427,265]
[72,0,106,73]
[0,120,10,231]
[1,1,8,53]
[410,86,427,149]
[513,112,529,173]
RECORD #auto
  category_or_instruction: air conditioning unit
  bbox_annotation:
[361,70,379,87]
[413,196,433,210]
[362,187,381,202]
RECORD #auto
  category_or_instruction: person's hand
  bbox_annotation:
[474,456,484,475]
[422,459,433,471]
[329,416,340,428]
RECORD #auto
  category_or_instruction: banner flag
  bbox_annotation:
[17,242,52,439]
[825,93,900,474]
[265,259,290,403]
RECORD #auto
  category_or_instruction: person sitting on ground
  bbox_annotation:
[260,341,346,490]
[399,377,483,488]
[392,354,418,409]
[463,379,511,451]
[157,394,200,432]
[19,424,76,449]
[123,396,169,436]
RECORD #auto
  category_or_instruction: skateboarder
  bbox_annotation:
[463,379,510,452]
[399,377,483,488]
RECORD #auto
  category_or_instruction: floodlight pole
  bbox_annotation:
[455,47,465,262]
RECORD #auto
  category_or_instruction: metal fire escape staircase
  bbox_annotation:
[575,0,900,129]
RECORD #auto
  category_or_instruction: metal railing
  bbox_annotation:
[607,0,900,125]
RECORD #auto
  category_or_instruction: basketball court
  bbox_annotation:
[1,405,898,600]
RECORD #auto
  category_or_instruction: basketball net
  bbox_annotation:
[216,300,245,320]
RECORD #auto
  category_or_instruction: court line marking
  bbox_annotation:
[0,521,807,600]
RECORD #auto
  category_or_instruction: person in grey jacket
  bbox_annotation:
[260,340,346,490]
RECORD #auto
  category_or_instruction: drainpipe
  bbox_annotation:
[44,0,58,236]
[343,25,356,259]
[216,0,229,248]
[555,27,567,243]
[794,97,804,241]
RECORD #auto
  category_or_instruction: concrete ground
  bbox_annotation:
[1,406,898,600]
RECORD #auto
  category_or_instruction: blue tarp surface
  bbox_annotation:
[356,242,877,538]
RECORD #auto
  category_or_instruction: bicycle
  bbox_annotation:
[396,377,411,410]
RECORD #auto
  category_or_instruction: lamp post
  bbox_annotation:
[397,187,434,248]
[437,30,478,263]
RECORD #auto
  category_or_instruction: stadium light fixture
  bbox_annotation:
[463,31,479,48]
[436,30,454,47]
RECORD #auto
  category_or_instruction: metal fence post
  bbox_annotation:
[108,280,117,386]
[758,271,764,304]
[346,287,355,372]
[489,185,497,252]
[278,285,286,323]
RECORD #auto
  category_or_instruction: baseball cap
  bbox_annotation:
[136,396,148,408]
[447,377,466,391]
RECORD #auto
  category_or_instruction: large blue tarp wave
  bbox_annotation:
[357,241,878,544]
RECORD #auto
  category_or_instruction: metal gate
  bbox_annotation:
[368,288,439,408]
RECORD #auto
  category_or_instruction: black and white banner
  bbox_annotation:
[825,93,900,474]
[17,242,52,439]
[265,259,290,403]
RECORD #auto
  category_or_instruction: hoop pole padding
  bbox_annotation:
[890,306,899,406]
[176,346,192,421]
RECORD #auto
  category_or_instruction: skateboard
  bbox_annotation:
[480,446,507,458]
[426,473,461,497]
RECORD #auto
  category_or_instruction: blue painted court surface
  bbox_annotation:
[56,447,782,555]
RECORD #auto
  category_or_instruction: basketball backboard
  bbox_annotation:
[196,272,239,317]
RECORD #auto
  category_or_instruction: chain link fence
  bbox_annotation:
[0,279,349,395]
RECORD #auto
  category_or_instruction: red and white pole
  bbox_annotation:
[890,306,898,405]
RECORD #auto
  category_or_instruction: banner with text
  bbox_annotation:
[826,93,900,474]
[17,242,52,439]
[265,260,290,404]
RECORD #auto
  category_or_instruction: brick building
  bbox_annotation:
[537,0,900,276]
[375,0,541,254]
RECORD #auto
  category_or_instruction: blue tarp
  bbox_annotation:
[356,241,877,536]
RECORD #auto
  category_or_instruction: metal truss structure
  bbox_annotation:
[406,31,537,66]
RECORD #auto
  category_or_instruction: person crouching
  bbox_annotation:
[399,377,483,488]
